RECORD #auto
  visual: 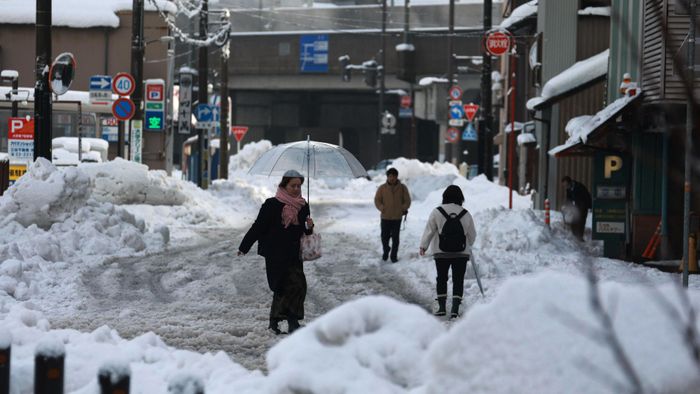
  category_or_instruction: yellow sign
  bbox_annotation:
[604,155,623,179]
[9,164,27,182]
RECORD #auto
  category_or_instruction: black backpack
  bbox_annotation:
[437,207,467,252]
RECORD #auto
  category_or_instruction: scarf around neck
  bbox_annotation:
[275,187,306,228]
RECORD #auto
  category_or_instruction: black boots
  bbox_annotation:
[450,297,462,319]
[434,296,447,316]
[268,319,282,335]
[287,318,301,334]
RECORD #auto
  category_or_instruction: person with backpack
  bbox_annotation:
[374,167,411,262]
[419,185,477,318]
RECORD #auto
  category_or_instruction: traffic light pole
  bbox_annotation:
[480,0,493,180]
[198,0,208,188]
[447,0,455,163]
[34,0,52,161]
[219,37,230,180]
[377,0,387,164]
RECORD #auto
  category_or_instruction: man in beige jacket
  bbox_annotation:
[374,168,411,262]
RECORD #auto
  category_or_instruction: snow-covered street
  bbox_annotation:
[1,141,699,393]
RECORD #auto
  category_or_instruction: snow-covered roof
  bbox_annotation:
[549,89,642,156]
[527,49,609,111]
[418,77,449,86]
[579,6,611,16]
[499,0,537,30]
[0,0,177,28]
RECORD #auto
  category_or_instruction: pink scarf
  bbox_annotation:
[275,187,306,228]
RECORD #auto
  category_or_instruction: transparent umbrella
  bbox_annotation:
[248,136,368,202]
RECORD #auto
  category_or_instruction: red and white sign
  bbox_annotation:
[448,86,463,101]
[112,97,136,121]
[231,126,249,142]
[146,82,164,101]
[463,103,480,122]
[485,30,512,56]
[446,127,460,143]
[112,72,135,96]
[400,95,412,108]
[8,118,34,140]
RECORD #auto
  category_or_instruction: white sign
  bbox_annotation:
[131,120,143,163]
[596,221,625,234]
[448,119,465,127]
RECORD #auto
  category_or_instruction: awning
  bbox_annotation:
[548,90,642,157]
[499,0,538,31]
[527,49,609,111]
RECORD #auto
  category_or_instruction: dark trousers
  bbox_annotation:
[435,257,468,299]
[571,207,588,240]
[267,262,307,322]
[381,219,402,258]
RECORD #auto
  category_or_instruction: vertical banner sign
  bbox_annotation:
[101,117,119,142]
[178,73,193,135]
[144,79,165,131]
[132,120,143,163]
[8,118,35,162]
[300,34,329,73]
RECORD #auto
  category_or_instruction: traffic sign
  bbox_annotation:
[145,110,164,131]
[400,95,412,108]
[231,126,249,142]
[8,117,34,161]
[146,83,163,101]
[196,104,214,122]
[485,30,512,56]
[112,72,135,96]
[144,79,165,131]
[449,104,465,119]
[462,122,478,141]
[448,119,465,127]
[89,75,113,104]
[448,86,463,101]
[446,127,460,143]
[463,103,480,122]
[112,97,135,121]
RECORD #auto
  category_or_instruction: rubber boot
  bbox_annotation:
[268,319,282,335]
[434,296,447,316]
[450,297,462,319]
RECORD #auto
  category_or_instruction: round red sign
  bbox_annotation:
[485,31,511,56]
[446,127,460,143]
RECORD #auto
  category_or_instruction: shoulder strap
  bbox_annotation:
[436,207,450,219]
[456,209,467,219]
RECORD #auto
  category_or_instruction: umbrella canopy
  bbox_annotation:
[248,139,368,179]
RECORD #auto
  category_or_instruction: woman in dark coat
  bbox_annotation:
[238,170,314,334]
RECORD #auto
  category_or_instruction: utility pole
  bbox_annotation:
[198,0,208,188]
[447,0,455,163]
[683,0,696,287]
[165,37,175,175]
[34,0,52,161]
[378,0,387,164]
[130,0,144,162]
[219,13,230,180]
[480,0,493,180]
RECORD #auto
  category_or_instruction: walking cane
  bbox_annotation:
[471,253,485,297]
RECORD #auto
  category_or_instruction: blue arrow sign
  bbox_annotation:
[196,104,213,122]
[450,104,465,119]
[90,75,112,91]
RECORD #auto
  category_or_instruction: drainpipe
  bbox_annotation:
[683,0,696,287]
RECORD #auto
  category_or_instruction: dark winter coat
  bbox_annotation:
[565,180,592,211]
[238,198,312,291]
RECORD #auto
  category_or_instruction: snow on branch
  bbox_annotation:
[147,0,231,47]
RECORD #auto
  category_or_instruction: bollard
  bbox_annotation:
[544,198,550,227]
[34,338,65,394]
[168,374,204,394]
[0,329,11,394]
[98,360,130,394]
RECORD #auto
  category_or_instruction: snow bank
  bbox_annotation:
[263,296,444,392]
[384,158,460,201]
[228,140,274,173]
[424,272,700,394]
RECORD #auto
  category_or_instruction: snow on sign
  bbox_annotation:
[8,117,34,161]
[231,126,249,142]
[112,72,135,96]
[485,30,512,56]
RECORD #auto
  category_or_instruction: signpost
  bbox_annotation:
[144,79,165,131]
[399,94,413,118]
[178,69,194,135]
[592,153,629,259]
[231,125,249,153]
[89,75,112,105]
[8,117,34,184]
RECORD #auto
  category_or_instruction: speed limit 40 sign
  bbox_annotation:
[112,72,135,96]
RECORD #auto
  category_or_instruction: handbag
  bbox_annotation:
[300,233,322,261]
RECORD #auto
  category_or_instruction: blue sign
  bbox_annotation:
[399,107,413,118]
[196,104,213,122]
[89,75,112,91]
[450,104,465,119]
[145,110,165,131]
[300,34,329,73]
[462,122,478,141]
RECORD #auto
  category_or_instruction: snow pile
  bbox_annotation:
[228,140,274,173]
[425,272,700,394]
[385,158,460,201]
[264,296,443,392]
[80,159,188,206]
